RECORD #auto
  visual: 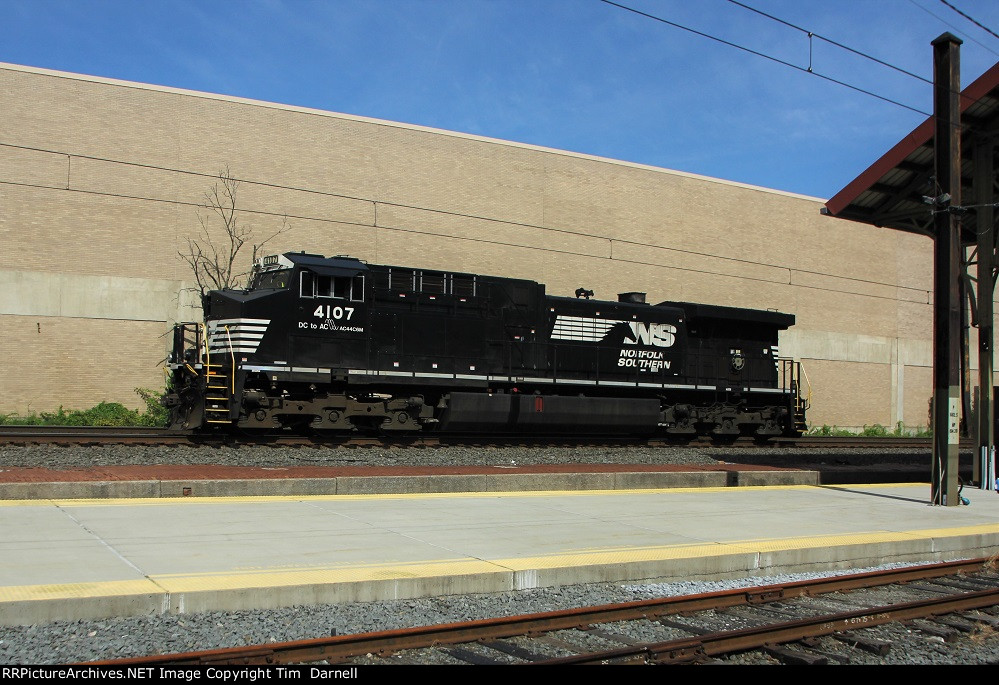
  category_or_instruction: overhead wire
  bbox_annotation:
[598,0,932,116]
[907,0,999,57]
[725,0,933,85]
[724,0,999,138]
[938,0,999,43]
[711,4,999,284]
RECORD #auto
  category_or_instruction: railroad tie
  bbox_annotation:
[832,631,891,656]
[763,644,828,666]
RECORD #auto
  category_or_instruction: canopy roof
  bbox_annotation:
[823,61,999,243]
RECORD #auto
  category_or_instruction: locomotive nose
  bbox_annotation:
[208,289,249,318]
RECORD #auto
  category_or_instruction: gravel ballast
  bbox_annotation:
[2,566,997,665]
[0,443,940,470]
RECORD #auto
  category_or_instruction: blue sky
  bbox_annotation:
[4,0,999,199]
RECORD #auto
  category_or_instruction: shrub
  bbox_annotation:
[860,424,890,437]
[134,387,170,427]
[807,425,855,437]
[807,422,932,438]
[0,388,170,427]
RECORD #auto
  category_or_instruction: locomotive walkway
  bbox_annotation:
[1,465,998,627]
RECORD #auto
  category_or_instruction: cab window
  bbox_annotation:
[252,269,291,290]
[300,271,364,301]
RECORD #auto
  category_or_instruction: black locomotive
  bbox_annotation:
[164,252,809,437]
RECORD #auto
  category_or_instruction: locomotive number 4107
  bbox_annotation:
[313,305,355,320]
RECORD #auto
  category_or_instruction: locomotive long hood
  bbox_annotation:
[285,252,368,277]
[657,301,795,329]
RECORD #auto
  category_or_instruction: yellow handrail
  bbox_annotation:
[798,362,813,409]
[224,325,236,396]
[201,322,209,372]
[779,357,811,412]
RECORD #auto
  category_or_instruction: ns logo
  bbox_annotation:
[624,322,676,348]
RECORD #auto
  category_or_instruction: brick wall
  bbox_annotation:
[0,62,963,429]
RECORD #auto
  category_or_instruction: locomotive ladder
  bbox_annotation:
[792,395,808,434]
[202,323,237,425]
[203,363,233,425]
[781,359,811,434]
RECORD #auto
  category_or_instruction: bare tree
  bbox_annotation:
[180,165,290,310]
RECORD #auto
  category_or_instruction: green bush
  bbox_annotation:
[807,425,854,437]
[134,387,171,427]
[807,422,932,438]
[860,424,890,437]
[0,388,170,427]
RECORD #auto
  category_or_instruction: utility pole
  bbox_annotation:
[931,33,962,506]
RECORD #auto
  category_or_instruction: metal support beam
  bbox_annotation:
[931,33,963,506]
[961,263,972,437]
[975,139,996,490]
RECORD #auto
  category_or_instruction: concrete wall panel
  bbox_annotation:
[903,365,934,430]
[0,270,196,323]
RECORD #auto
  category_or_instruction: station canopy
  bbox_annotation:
[823,61,999,244]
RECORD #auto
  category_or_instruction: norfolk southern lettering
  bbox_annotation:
[163,252,806,438]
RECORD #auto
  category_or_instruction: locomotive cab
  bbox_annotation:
[165,252,378,430]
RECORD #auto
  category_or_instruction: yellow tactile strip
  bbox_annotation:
[490,524,999,571]
[0,579,163,602]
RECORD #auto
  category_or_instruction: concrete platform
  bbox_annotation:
[2,481,998,626]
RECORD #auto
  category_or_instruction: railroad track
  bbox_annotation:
[86,558,999,666]
[0,425,946,450]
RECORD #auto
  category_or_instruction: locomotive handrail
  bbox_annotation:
[224,325,236,396]
[778,357,811,414]
[201,322,210,373]
[798,361,813,409]
[169,322,201,368]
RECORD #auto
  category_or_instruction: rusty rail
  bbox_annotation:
[85,558,994,666]
[0,425,948,450]
[537,586,999,664]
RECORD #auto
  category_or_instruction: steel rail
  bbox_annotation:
[84,558,994,666]
[534,586,999,665]
[0,426,190,445]
[0,425,947,450]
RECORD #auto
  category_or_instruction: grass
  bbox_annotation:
[0,388,170,428]
[807,422,932,438]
